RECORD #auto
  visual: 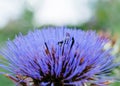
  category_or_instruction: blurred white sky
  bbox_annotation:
[0,0,97,28]
[0,0,24,28]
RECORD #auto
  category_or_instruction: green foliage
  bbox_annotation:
[0,75,13,86]
[94,0,120,33]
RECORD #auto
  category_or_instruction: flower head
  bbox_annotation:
[0,27,118,86]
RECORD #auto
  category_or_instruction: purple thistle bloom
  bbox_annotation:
[0,27,118,86]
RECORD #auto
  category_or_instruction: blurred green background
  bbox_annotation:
[0,0,120,86]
